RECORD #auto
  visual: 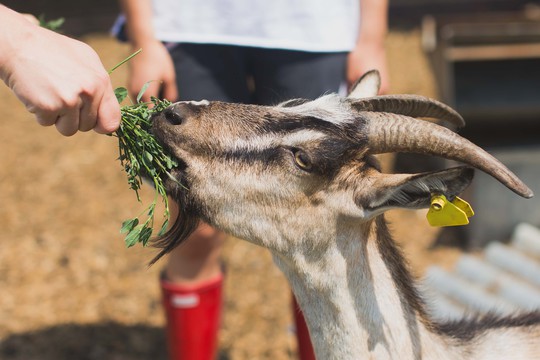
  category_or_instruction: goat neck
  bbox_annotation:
[272,215,456,360]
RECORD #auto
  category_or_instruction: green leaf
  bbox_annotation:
[137,81,154,103]
[114,87,128,103]
[158,219,169,236]
[120,218,139,234]
[166,157,175,169]
[125,225,144,247]
[145,152,153,162]
[139,227,153,246]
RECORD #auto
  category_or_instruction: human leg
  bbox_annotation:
[165,43,250,281]
[161,43,250,360]
[161,205,225,360]
[249,49,347,360]
[165,43,250,283]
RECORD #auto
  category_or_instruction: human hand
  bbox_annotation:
[347,40,390,95]
[126,41,178,103]
[0,13,120,136]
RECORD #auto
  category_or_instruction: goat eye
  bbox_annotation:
[293,149,312,171]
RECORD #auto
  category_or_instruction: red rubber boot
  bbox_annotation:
[292,295,316,360]
[161,273,223,360]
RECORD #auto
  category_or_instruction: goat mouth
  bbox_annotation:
[149,117,188,183]
[168,157,188,182]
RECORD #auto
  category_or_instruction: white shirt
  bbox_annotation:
[152,0,360,52]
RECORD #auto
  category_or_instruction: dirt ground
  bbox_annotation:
[0,31,463,360]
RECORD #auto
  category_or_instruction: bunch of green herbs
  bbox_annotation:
[110,50,179,248]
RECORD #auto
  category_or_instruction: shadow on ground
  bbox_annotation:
[0,322,231,360]
[0,322,169,360]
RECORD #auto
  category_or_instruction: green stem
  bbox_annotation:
[108,49,143,75]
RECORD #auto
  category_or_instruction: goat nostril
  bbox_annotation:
[164,108,183,125]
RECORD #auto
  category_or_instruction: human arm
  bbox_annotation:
[0,5,120,136]
[118,0,178,102]
[347,0,390,94]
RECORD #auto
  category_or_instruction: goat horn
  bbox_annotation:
[365,113,533,198]
[352,95,465,129]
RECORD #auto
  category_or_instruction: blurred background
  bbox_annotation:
[1,0,540,359]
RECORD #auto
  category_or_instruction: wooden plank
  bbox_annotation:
[445,43,540,61]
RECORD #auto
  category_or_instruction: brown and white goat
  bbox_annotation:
[151,71,538,359]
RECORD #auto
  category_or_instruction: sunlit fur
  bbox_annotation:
[150,71,539,359]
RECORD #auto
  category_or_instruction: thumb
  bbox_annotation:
[95,82,121,134]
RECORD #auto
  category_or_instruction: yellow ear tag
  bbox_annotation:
[426,195,474,227]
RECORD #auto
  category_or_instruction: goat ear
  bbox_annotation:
[356,167,474,215]
[348,70,381,99]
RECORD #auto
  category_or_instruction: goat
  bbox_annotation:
[150,70,539,359]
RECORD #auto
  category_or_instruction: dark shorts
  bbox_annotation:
[168,43,347,105]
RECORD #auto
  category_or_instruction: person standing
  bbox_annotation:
[118,1,389,359]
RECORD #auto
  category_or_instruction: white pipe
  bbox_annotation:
[424,266,518,316]
[512,223,540,257]
[485,242,540,287]
[421,284,468,321]
[456,255,540,311]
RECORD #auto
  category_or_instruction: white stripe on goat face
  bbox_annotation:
[219,130,329,153]
[184,99,210,106]
[279,94,354,126]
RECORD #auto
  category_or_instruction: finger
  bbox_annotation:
[34,110,58,127]
[55,102,81,136]
[162,76,179,102]
[78,91,101,132]
[94,82,121,134]
[379,83,390,95]
[378,76,390,95]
